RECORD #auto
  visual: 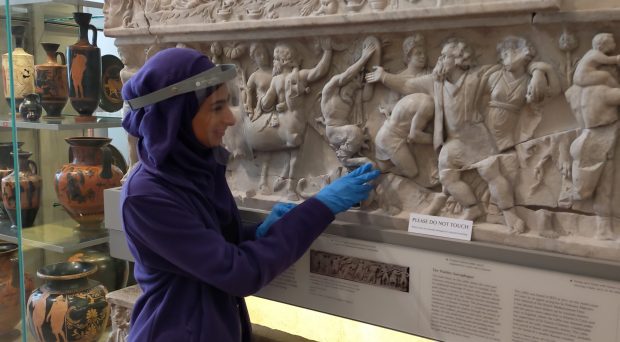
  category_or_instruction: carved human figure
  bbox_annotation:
[564,33,620,240]
[320,40,377,167]
[367,38,554,232]
[374,93,434,179]
[367,33,436,181]
[107,305,130,342]
[573,33,620,88]
[247,40,333,199]
[366,33,430,90]
[486,36,560,152]
[245,43,272,120]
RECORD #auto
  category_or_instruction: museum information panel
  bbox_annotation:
[257,234,620,342]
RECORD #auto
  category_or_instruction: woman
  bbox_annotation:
[120,48,379,341]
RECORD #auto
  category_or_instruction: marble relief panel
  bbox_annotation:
[103,0,559,30]
[114,19,620,261]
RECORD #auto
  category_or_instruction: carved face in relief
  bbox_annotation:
[496,36,535,72]
[272,44,298,75]
[500,47,529,72]
[593,33,616,54]
[408,48,427,69]
[250,43,270,68]
[402,34,427,68]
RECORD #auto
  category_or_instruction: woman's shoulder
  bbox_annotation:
[122,165,181,200]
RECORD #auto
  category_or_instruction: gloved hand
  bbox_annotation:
[255,202,297,238]
[315,163,381,215]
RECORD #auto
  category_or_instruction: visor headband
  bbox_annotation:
[127,64,237,110]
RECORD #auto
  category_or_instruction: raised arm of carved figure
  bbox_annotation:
[335,42,377,86]
[303,38,333,83]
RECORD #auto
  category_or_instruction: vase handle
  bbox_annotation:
[89,24,98,47]
[56,51,66,65]
[101,146,112,179]
[27,160,38,175]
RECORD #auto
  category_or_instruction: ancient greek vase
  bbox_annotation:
[2,26,35,109]
[35,43,68,117]
[0,243,34,337]
[27,261,110,342]
[67,244,129,292]
[0,142,24,220]
[1,151,42,228]
[19,93,43,121]
[55,137,123,229]
[67,12,101,116]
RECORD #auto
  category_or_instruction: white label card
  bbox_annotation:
[408,213,473,241]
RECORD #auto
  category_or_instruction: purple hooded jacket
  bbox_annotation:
[120,48,335,341]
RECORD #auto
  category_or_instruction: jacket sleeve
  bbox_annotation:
[122,195,334,297]
[240,223,258,241]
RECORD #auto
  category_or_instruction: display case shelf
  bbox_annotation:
[0,206,108,253]
[44,14,103,30]
[0,115,122,130]
[1,0,103,8]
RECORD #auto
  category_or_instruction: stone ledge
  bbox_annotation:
[107,0,559,43]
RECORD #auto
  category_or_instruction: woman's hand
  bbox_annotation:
[255,202,297,238]
[315,163,381,215]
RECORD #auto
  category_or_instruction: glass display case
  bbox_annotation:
[1,1,128,341]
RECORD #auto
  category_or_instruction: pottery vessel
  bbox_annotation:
[0,142,24,220]
[1,151,42,228]
[67,244,129,292]
[55,137,123,229]
[2,26,35,109]
[67,12,101,116]
[35,43,68,117]
[27,261,110,342]
[0,243,34,337]
[19,93,43,121]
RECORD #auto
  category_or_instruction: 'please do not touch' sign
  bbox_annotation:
[408,213,473,241]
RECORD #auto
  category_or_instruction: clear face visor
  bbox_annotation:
[127,64,238,110]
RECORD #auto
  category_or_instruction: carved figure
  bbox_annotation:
[367,33,437,183]
[486,36,560,152]
[369,38,555,232]
[245,43,273,120]
[319,40,377,167]
[374,93,434,179]
[573,33,620,88]
[366,33,431,114]
[564,33,620,240]
[246,40,333,199]
[107,306,130,342]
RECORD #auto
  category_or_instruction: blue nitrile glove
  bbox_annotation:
[256,202,297,238]
[315,163,381,215]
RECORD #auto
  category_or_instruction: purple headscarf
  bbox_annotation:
[122,48,236,229]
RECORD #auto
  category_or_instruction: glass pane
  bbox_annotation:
[2,2,30,341]
[2,2,125,342]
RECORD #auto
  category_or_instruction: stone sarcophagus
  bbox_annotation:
[104,0,620,262]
